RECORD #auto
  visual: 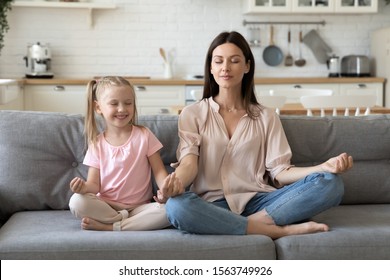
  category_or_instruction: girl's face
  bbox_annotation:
[210,42,250,91]
[95,85,135,130]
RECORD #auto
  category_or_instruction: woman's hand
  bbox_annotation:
[321,152,353,174]
[159,172,184,199]
[70,177,86,194]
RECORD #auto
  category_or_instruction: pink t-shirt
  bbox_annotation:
[83,126,163,206]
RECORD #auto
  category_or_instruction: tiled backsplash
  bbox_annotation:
[1,0,390,79]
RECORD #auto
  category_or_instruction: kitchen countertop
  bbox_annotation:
[280,103,390,115]
[10,76,386,86]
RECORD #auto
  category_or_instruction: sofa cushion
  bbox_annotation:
[0,210,276,260]
[275,204,390,259]
[138,115,179,168]
[280,115,390,204]
[0,111,88,225]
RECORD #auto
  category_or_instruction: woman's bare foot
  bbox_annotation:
[283,221,329,236]
[81,217,113,231]
[247,209,329,239]
[247,220,329,239]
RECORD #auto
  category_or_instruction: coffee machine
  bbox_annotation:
[23,42,54,78]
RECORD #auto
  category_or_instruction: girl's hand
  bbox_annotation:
[321,152,353,174]
[153,190,167,204]
[70,177,86,194]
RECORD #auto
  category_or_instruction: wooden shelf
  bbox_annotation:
[12,1,117,27]
[12,1,116,9]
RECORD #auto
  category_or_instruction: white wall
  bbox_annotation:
[1,0,390,79]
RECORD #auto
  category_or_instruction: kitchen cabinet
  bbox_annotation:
[335,0,378,13]
[243,0,378,13]
[255,83,339,103]
[0,81,24,111]
[255,82,383,105]
[12,1,116,27]
[133,85,185,115]
[338,82,383,106]
[24,85,87,114]
[242,0,291,13]
[292,0,334,13]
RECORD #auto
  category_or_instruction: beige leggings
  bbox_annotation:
[69,193,171,231]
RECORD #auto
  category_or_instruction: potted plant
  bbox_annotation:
[0,0,13,55]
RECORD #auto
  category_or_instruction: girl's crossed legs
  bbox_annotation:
[69,193,170,231]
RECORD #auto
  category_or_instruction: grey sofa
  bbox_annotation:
[1,110,390,260]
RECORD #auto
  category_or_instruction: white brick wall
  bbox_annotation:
[1,0,390,79]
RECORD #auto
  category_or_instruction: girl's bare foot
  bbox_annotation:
[81,217,113,231]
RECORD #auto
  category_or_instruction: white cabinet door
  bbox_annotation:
[0,83,24,110]
[335,0,378,13]
[134,85,185,115]
[24,85,87,114]
[243,0,291,14]
[255,83,339,103]
[244,0,378,13]
[292,0,334,13]
[338,83,383,106]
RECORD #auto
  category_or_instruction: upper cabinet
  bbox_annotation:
[335,0,378,13]
[243,0,292,13]
[243,0,378,14]
[292,0,335,13]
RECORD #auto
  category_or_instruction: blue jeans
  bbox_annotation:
[165,172,344,235]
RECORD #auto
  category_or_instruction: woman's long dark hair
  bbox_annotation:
[203,31,260,118]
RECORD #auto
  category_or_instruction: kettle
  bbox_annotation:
[326,55,340,77]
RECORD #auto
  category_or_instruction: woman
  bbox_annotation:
[161,31,353,239]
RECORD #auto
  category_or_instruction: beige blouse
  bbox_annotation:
[176,97,293,214]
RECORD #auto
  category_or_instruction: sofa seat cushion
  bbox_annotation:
[275,204,390,259]
[0,210,276,260]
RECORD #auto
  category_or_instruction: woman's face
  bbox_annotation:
[210,42,250,90]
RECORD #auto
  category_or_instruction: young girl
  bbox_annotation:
[69,76,180,231]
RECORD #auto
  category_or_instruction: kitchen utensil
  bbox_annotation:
[326,55,340,77]
[159,48,167,63]
[249,27,261,46]
[340,55,370,77]
[295,30,306,67]
[302,29,332,64]
[262,25,284,66]
[284,29,293,66]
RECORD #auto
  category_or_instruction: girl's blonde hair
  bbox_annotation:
[84,76,138,147]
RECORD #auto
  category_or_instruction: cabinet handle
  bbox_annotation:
[54,85,65,91]
[293,85,302,89]
[159,108,170,114]
[357,84,367,89]
[135,86,146,91]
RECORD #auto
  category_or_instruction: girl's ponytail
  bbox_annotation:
[84,80,99,147]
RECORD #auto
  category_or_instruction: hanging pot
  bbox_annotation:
[263,25,284,66]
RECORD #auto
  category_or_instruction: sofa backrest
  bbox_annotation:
[0,111,88,225]
[280,115,390,205]
[1,111,390,225]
